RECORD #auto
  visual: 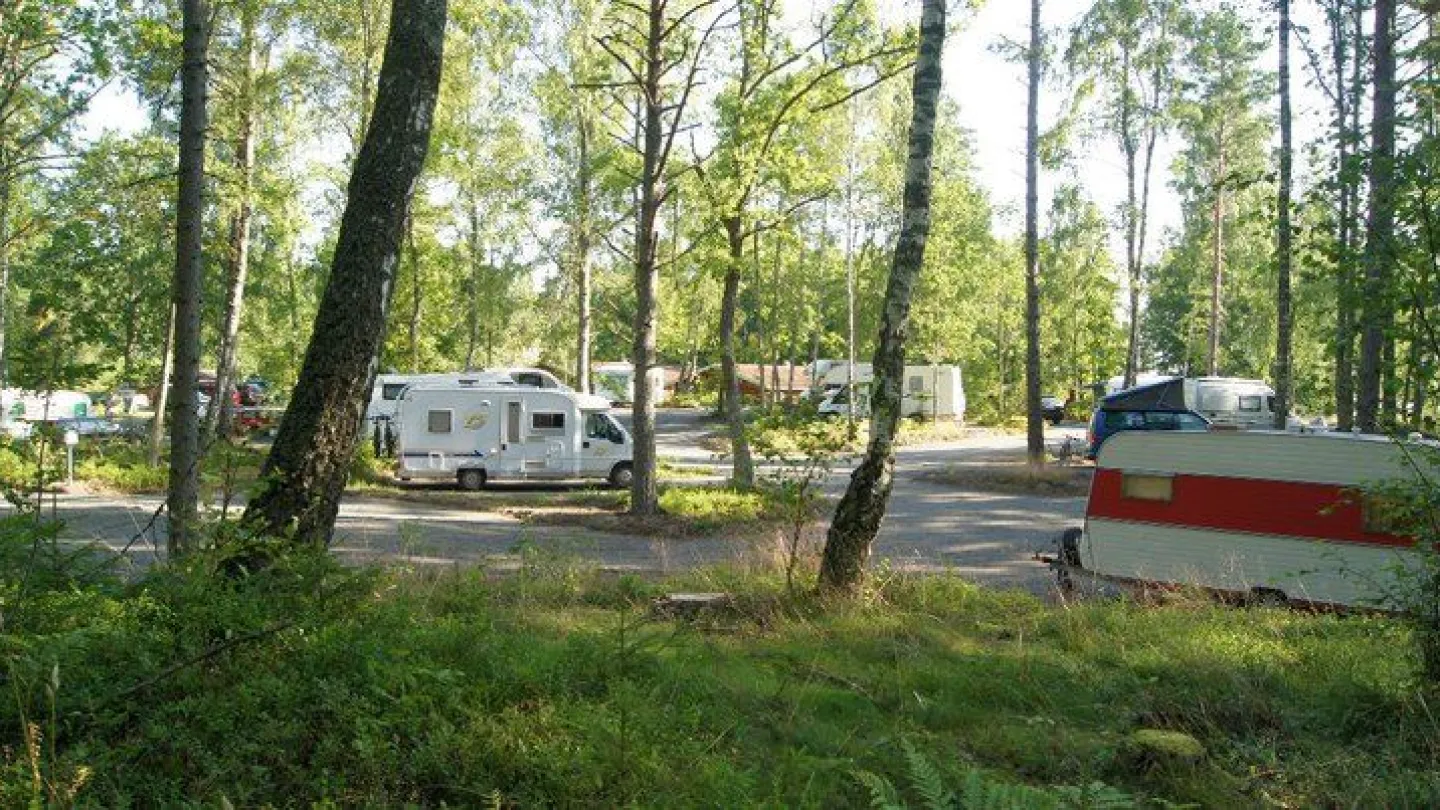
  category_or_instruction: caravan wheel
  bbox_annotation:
[458,468,487,491]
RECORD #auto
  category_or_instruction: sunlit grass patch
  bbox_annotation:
[915,461,1092,496]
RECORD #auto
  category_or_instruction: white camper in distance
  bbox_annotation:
[366,368,571,424]
[592,362,667,406]
[393,384,632,489]
[817,364,966,422]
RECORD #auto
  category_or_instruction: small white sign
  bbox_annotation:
[63,430,79,446]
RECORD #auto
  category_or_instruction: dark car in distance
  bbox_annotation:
[1086,379,1210,459]
[1040,395,1066,425]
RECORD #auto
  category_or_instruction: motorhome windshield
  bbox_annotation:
[586,412,626,444]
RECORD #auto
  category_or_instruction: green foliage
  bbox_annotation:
[1364,441,1440,680]
[1,539,1438,807]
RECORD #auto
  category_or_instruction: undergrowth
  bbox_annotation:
[1,518,1437,807]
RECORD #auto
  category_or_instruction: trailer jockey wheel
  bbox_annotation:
[1055,527,1083,593]
[458,468,487,491]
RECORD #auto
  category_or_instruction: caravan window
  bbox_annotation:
[532,412,565,432]
[908,376,924,393]
[382,383,408,400]
[513,372,546,388]
[427,410,452,434]
[1238,395,1262,412]
[1121,473,1173,502]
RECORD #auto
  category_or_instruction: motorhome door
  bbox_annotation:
[495,400,528,477]
[497,398,565,477]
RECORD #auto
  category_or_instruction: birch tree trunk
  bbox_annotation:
[1024,0,1044,466]
[818,0,946,595]
[243,0,446,543]
[1274,0,1294,428]
[148,303,176,468]
[628,0,665,515]
[168,0,210,556]
[1358,0,1395,433]
[574,111,593,393]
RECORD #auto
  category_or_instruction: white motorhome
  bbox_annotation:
[393,384,632,488]
[592,362,667,406]
[1051,429,1425,608]
[817,364,966,422]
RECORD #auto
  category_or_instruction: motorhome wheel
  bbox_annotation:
[458,468,487,491]
[609,462,633,489]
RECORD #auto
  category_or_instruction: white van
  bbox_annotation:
[1191,377,1278,429]
[817,364,966,422]
[393,384,632,489]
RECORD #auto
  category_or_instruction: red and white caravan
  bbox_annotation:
[1057,429,1429,608]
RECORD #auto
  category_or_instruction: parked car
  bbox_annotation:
[1086,383,1211,459]
[1040,395,1066,425]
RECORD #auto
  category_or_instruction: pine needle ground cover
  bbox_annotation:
[3,526,1436,807]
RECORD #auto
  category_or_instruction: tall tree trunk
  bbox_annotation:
[407,220,421,372]
[574,111,593,393]
[1120,44,1141,389]
[819,0,946,595]
[1024,0,1043,466]
[148,303,177,468]
[243,0,446,543]
[465,198,481,369]
[1333,0,1357,430]
[1358,0,1396,433]
[720,217,755,488]
[1274,0,1294,428]
[1207,128,1226,377]
[629,0,665,516]
[168,0,210,556]
[206,7,258,443]
[0,169,10,388]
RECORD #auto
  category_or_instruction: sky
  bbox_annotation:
[944,0,1331,263]
[80,0,1332,269]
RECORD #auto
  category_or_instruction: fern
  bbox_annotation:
[902,739,957,809]
[859,737,1141,810]
[854,769,906,810]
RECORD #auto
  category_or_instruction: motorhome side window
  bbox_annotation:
[1199,390,1237,412]
[514,373,543,388]
[908,376,924,393]
[427,410,452,433]
[532,412,564,431]
[382,383,408,400]
[1121,473,1173,502]
[1238,395,1262,412]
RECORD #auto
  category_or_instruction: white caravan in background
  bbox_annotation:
[592,362,667,406]
[392,384,632,488]
[366,368,572,424]
[2,389,92,421]
[817,364,966,422]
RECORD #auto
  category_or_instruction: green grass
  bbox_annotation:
[915,462,1093,497]
[3,522,1436,808]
